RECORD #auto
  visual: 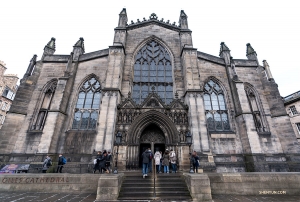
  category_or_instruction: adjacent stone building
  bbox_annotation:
[284,91,300,143]
[0,61,18,129]
[1,9,300,172]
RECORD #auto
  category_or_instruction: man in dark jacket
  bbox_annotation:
[56,154,64,173]
[142,149,150,178]
[99,151,109,173]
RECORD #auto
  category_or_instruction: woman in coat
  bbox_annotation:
[162,149,170,173]
[154,151,162,173]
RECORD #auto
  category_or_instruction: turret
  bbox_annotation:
[42,37,56,60]
[72,37,85,61]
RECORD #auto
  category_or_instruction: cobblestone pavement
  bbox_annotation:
[212,194,300,202]
[0,192,299,202]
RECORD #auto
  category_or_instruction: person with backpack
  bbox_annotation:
[57,154,66,173]
[42,155,52,173]
[93,151,102,174]
[170,149,177,173]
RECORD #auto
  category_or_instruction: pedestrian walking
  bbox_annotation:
[162,149,170,173]
[42,155,52,173]
[141,148,151,178]
[56,154,66,173]
[154,150,162,173]
[170,149,177,173]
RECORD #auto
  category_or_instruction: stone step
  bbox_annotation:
[118,172,192,201]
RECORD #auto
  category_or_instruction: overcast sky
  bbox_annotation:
[1,0,299,96]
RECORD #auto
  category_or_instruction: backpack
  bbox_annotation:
[62,157,67,165]
[46,159,52,167]
[149,153,153,160]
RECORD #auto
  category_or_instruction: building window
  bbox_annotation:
[2,86,15,100]
[290,106,298,115]
[245,86,268,133]
[31,81,57,131]
[204,79,230,131]
[2,102,7,111]
[296,123,300,134]
[72,77,101,130]
[0,114,4,124]
[132,40,173,104]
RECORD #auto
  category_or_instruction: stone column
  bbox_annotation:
[95,45,125,151]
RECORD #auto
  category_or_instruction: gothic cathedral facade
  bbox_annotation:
[1,9,300,172]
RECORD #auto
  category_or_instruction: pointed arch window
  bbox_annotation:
[204,79,230,131]
[132,40,173,104]
[245,87,268,133]
[72,77,101,130]
[31,81,57,131]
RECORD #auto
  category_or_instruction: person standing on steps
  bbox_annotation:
[142,148,151,178]
[99,151,109,174]
[170,149,177,173]
[93,151,102,174]
[105,151,112,173]
[148,148,153,173]
[191,151,200,173]
[42,155,52,173]
[162,149,170,173]
[56,154,66,173]
[154,150,162,173]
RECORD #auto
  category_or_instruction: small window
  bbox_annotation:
[290,106,298,115]
[0,115,5,124]
[296,123,300,134]
[2,102,7,111]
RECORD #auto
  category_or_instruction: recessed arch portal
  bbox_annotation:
[128,110,178,145]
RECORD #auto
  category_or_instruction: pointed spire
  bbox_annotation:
[24,54,37,78]
[45,37,56,52]
[42,37,56,59]
[219,42,231,65]
[219,42,230,55]
[179,10,188,29]
[246,43,257,60]
[72,37,85,61]
[73,37,85,52]
[118,8,128,27]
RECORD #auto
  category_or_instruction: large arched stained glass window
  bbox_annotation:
[72,77,101,130]
[204,79,230,131]
[132,40,173,104]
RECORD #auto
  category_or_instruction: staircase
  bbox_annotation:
[118,172,192,201]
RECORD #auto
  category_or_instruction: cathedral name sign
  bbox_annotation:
[1,177,69,184]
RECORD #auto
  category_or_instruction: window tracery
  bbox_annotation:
[245,86,268,133]
[31,81,57,131]
[203,79,230,131]
[132,40,173,104]
[72,77,101,130]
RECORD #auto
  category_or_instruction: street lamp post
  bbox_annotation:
[186,132,194,173]
[114,132,122,174]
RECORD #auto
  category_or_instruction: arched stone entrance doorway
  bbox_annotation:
[139,123,166,167]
